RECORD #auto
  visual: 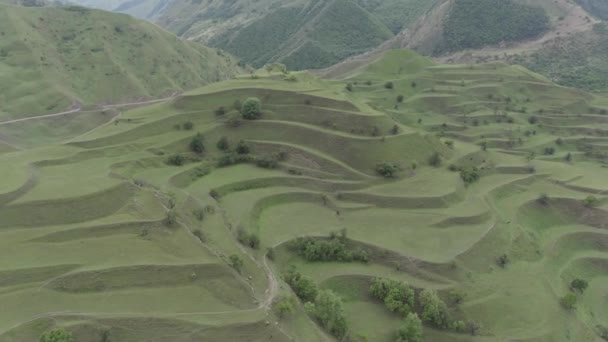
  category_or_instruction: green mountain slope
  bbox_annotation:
[440,0,550,53]
[211,0,393,70]
[154,0,436,70]
[0,4,241,120]
[575,0,608,19]
[521,23,608,92]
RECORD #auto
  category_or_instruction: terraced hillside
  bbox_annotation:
[1,50,608,341]
[0,4,241,121]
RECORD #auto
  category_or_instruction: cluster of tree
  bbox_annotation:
[283,266,349,337]
[370,278,480,336]
[459,167,481,185]
[396,313,423,342]
[441,0,549,52]
[215,138,285,170]
[283,266,319,302]
[560,278,589,310]
[288,235,369,263]
[543,147,556,155]
[237,227,260,249]
[370,278,415,316]
[217,153,253,167]
[305,290,348,339]
[40,328,73,342]
[229,254,244,274]
[376,162,401,178]
[166,154,186,166]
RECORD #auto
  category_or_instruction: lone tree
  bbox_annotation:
[583,195,598,208]
[560,292,577,310]
[235,140,250,154]
[537,193,550,205]
[216,136,230,151]
[190,133,205,154]
[396,313,422,342]
[274,295,297,319]
[241,97,262,120]
[570,278,589,293]
[229,254,244,274]
[428,152,442,167]
[40,328,73,342]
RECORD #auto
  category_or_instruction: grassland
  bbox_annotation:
[0,49,607,341]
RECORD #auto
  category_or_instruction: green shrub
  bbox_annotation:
[283,266,318,302]
[217,136,230,151]
[397,313,422,342]
[583,196,599,208]
[235,140,251,154]
[288,235,369,263]
[375,162,400,178]
[428,152,442,167]
[229,254,244,274]
[419,289,449,329]
[192,229,207,243]
[190,133,205,154]
[274,295,297,319]
[255,155,279,169]
[166,154,185,166]
[241,97,262,120]
[215,106,226,116]
[182,121,194,130]
[305,290,348,339]
[370,278,415,316]
[165,209,177,226]
[560,292,577,310]
[570,278,589,293]
[40,328,73,342]
[460,167,480,185]
[237,227,260,249]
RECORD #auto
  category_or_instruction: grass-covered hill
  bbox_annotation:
[1,49,608,341]
[153,0,436,70]
[0,3,241,120]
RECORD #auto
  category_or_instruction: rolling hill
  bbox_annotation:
[0,3,241,121]
[1,49,607,341]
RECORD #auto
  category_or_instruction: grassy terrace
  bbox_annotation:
[0,49,607,341]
